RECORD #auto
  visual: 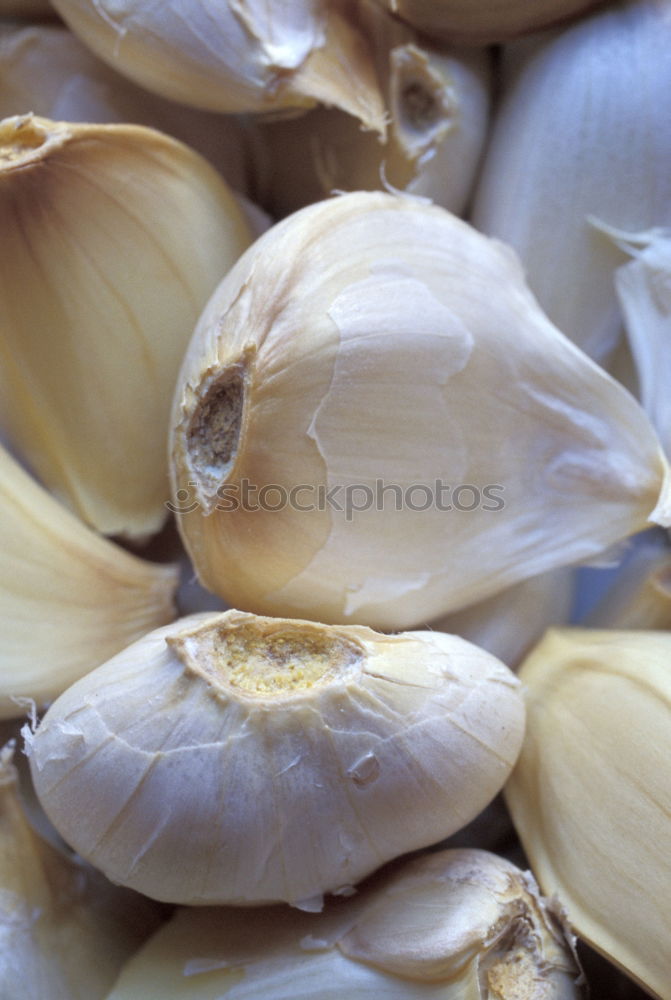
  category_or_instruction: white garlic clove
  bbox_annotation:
[368,0,602,44]
[170,190,671,631]
[0,22,257,195]
[253,2,491,217]
[105,848,583,999]
[472,0,671,362]
[0,743,164,1000]
[0,442,178,720]
[48,0,386,131]
[506,627,671,1000]
[430,567,574,669]
[0,113,252,539]
[28,609,525,907]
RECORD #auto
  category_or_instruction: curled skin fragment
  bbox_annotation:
[28,609,524,907]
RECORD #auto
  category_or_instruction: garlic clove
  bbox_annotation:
[28,609,524,907]
[430,567,574,669]
[105,848,582,999]
[368,0,603,44]
[472,0,671,362]
[0,441,178,720]
[506,627,671,1000]
[170,190,671,630]
[0,743,164,1000]
[0,112,252,539]
[0,22,257,195]
[253,2,491,217]
[48,0,386,131]
[585,532,671,630]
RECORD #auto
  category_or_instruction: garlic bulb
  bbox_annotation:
[0,23,255,194]
[0,113,252,539]
[369,0,601,44]
[430,568,574,669]
[506,628,671,1000]
[253,2,490,217]
[170,190,671,630]
[586,533,671,630]
[0,442,178,720]
[28,609,524,907]
[49,0,386,130]
[105,847,582,999]
[0,743,164,1000]
[472,0,671,362]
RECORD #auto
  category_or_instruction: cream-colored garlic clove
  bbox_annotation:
[585,533,671,630]
[0,442,178,720]
[369,0,603,44]
[170,190,671,630]
[430,567,574,669]
[28,609,524,907]
[105,847,582,999]
[0,22,257,194]
[0,113,252,539]
[472,0,671,363]
[253,2,490,217]
[0,743,164,1000]
[49,0,386,131]
[506,627,671,1000]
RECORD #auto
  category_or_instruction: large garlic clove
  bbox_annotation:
[369,0,603,44]
[170,190,671,631]
[0,22,256,195]
[253,2,491,217]
[0,442,178,720]
[0,743,164,1000]
[0,113,252,539]
[28,609,524,907]
[472,0,671,362]
[587,536,671,630]
[48,0,386,131]
[430,567,574,669]
[105,847,582,999]
[505,627,671,1000]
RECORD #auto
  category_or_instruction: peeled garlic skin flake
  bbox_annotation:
[171,191,671,631]
[506,628,671,1000]
[28,610,524,908]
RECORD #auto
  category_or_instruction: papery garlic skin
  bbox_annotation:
[29,609,524,907]
[370,0,602,43]
[0,443,178,720]
[105,848,582,999]
[171,191,671,630]
[49,0,385,131]
[0,113,252,539]
[472,0,671,362]
[506,628,671,1000]
[254,2,490,217]
[0,744,163,1000]
[0,23,254,194]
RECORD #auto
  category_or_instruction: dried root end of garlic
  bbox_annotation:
[28,609,524,908]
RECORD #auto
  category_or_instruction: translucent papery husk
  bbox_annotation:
[28,609,524,907]
[170,191,671,631]
[0,22,257,195]
[369,0,604,44]
[105,847,582,999]
[506,628,671,1000]
[0,442,178,720]
[48,0,386,131]
[429,567,574,670]
[0,113,252,539]
[472,0,671,363]
[252,2,490,217]
[585,532,671,629]
[0,744,165,1000]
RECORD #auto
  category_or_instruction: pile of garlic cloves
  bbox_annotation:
[2,1,671,998]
